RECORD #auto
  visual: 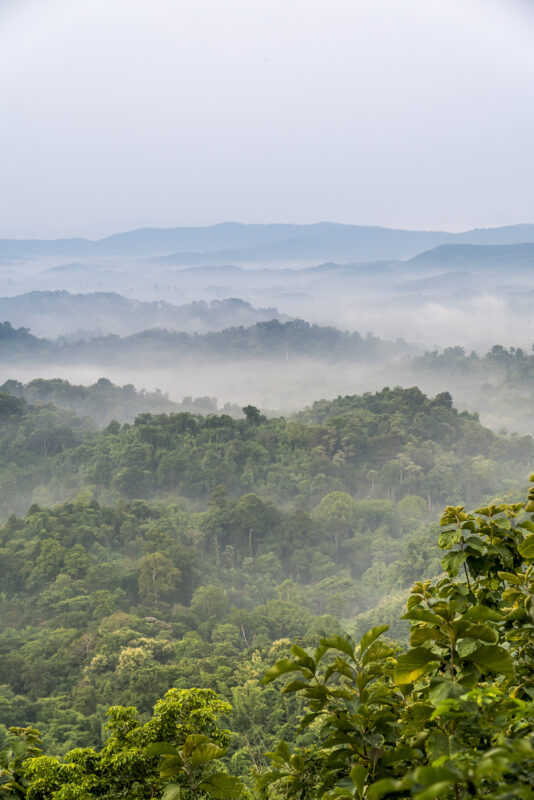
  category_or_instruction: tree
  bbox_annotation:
[242,406,265,425]
[138,553,181,607]
[262,474,534,800]
[22,689,239,800]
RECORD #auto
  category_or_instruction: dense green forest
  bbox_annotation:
[0,320,409,364]
[408,344,534,435]
[0,382,533,796]
[0,378,241,426]
[1,386,532,519]
[1,478,533,798]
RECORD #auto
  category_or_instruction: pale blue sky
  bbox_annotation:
[1,0,533,237]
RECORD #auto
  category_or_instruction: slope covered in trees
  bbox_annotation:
[1,478,533,799]
[0,320,410,364]
[0,378,240,426]
[0,386,533,767]
[0,386,532,518]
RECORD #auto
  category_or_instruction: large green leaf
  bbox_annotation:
[262,659,302,684]
[190,742,226,766]
[366,778,402,799]
[359,625,389,655]
[199,773,244,799]
[519,534,534,559]
[463,605,503,622]
[467,644,514,677]
[162,784,181,800]
[441,550,467,576]
[394,647,440,684]
[413,782,455,800]
[350,765,368,797]
[402,609,443,626]
[317,634,355,661]
[183,735,210,756]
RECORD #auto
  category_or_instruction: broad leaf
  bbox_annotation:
[467,644,514,677]
[519,533,534,559]
[367,778,402,799]
[199,773,244,799]
[263,659,302,684]
[394,647,439,684]
[190,742,226,766]
[350,764,368,797]
[359,625,389,655]
[162,784,181,800]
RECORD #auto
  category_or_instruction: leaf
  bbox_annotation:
[460,624,498,644]
[463,605,503,622]
[281,680,312,693]
[438,528,462,549]
[402,608,443,626]
[467,644,515,677]
[518,520,534,533]
[199,773,244,799]
[497,571,523,585]
[320,634,356,660]
[262,659,302,684]
[441,550,467,576]
[162,784,181,800]
[413,782,455,800]
[366,778,402,799]
[160,757,188,777]
[414,766,461,786]
[361,640,394,666]
[359,625,389,655]
[410,626,446,647]
[350,765,368,797]
[183,735,210,756]
[189,742,226,766]
[394,648,440,685]
[519,534,534,559]
[463,535,485,552]
[380,745,419,766]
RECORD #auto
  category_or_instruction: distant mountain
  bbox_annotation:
[2,222,534,263]
[0,291,286,337]
[394,271,472,292]
[407,243,534,270]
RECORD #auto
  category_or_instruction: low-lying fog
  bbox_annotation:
[1,246,534,350]
[3,356,532,438]
[1,230,534,437]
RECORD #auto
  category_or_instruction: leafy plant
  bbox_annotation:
[262,475,534,799]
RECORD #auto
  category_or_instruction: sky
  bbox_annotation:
[0,0,533,238]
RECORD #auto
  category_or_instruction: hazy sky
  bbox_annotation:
[1,0,533,238]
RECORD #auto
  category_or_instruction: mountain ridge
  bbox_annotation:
[2,222,534,262]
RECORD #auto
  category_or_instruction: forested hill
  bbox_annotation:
[0,377,241,425]
[0,385,532,519]
[0,319,410,362]
[0,292,286,337]
[1,382,533,759]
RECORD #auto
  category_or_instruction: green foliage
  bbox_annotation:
[0,728,42,799]
[0,386,531,517]
[19,688,235,800]
[261,476,534,799]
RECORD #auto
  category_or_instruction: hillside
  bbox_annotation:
[408,242,534,270]
[1,385,531,516]
[0,292,285,337]
[0,319,410,364]
[0,384,532,760]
